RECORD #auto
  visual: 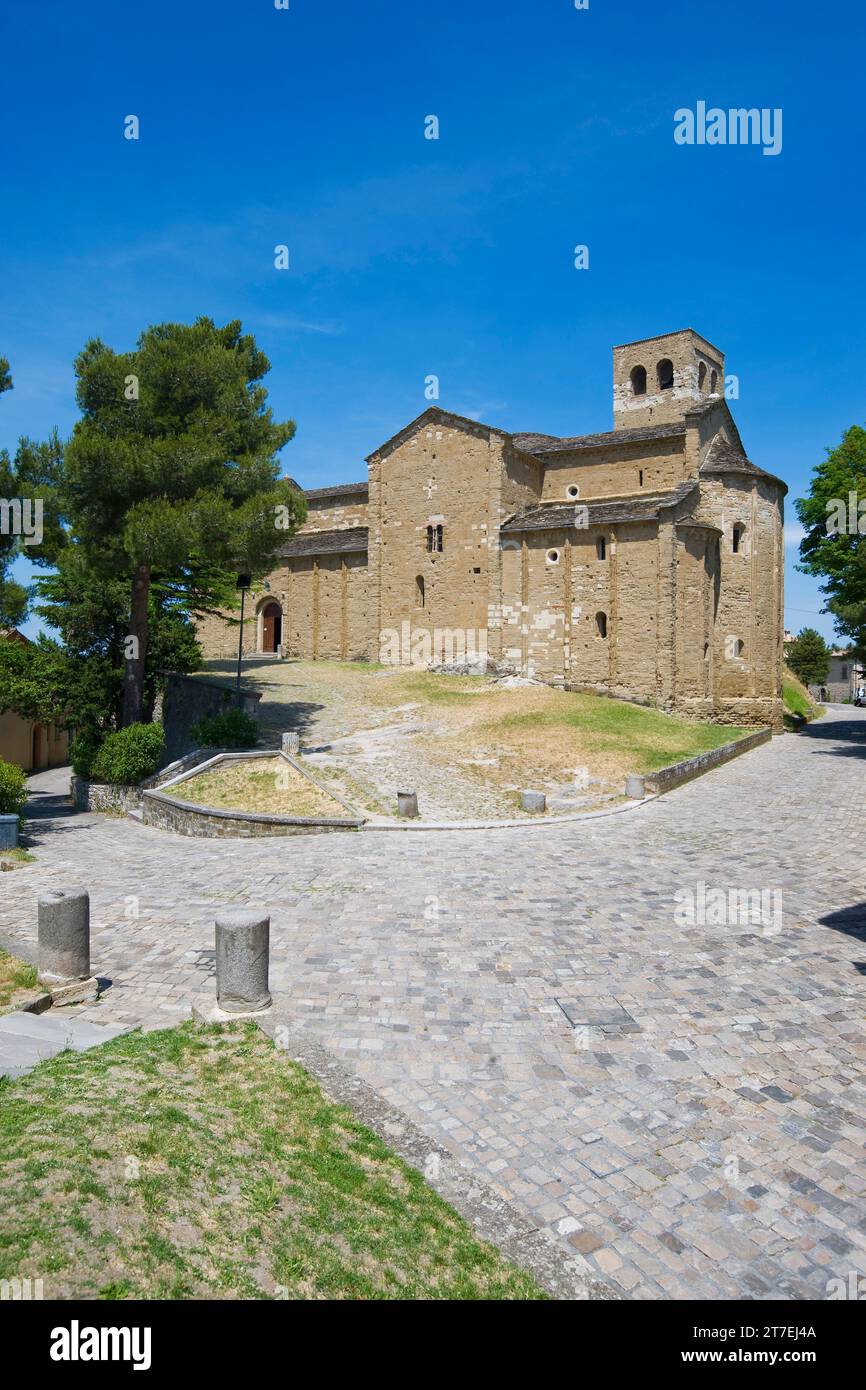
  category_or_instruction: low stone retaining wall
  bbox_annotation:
[71,748,224,815]
[643,727,772,796]
[142,795,362,838]
[71,778,142,815]
[141,750,365,838]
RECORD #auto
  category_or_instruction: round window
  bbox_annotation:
[546,548,560,565]
[566,484,580,500]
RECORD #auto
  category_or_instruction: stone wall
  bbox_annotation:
[540,439,687,501]
[161,672,262,765]
[303,493,368,533]
[284,550,369,660]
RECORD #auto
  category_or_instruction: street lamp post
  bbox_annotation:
[235,573,252,707]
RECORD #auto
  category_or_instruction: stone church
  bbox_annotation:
[198,329,786,728]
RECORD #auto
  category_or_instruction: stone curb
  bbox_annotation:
[256,1015,618,1302]
[643,727,772,795]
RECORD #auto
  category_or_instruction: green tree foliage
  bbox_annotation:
[0,756,27,822]
[59,318,305,725]
[190,707,259,749]
[786,628,831,687]
[90,723,165,785]
[796,425,866,656]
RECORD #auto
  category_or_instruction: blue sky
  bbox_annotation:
[3,0,864,642]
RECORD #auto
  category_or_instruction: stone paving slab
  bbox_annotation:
[2,706,865,1298]
[0,1011,128,1079]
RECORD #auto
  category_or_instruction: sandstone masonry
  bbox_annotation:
[198,329,786,728]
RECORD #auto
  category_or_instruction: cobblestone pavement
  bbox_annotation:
[2,707,864,1300]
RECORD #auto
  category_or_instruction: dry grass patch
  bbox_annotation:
[180,757,349,819]
[0,1023,544,1300]
[369,672,748,786]
[0,946,38,1009]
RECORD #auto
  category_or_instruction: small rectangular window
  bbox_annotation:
[426,524,443,553]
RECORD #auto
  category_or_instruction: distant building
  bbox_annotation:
[810,650,864,703]
[0,629,69,771]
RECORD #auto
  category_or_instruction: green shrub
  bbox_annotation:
[190,707,259,749]
[0,758,27,824]
[70,730,103,778]
[90,723,165,785]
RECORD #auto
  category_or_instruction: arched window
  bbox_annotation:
[732,523,745,554]
[698,361,707,390]
[630,365,647,396]
[596,536,606,561]
[415,574,425,608]
[657,358,674,390]
[426,524,443,553]
[710,369,718,393]
[596,611,608,638]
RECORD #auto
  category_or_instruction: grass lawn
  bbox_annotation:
[389,671,748,780]
[180,757,348,818]
[0,1022,545,1301]
[0,947,37,1009]
[782,666,822,729]
[0,847,35,871]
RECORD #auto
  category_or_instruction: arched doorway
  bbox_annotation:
[259,600,282,654]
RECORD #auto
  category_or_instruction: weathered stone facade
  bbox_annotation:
[199,329,786,728]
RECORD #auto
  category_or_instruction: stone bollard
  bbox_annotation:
[281,732,300,756]
[215,910,272,1014]
[625,774,646,800]
[521,790,546,814]
[397,790,419,819]
[38,888,90,983]
[0,814,19,851]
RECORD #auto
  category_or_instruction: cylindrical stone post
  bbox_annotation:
[38,888,90,983]
[281,732,300,755]
[0,814,19,851]
[397,790,419,818]
[215,910,272,1013]
[625,774,646,800]
[521,790,546,814]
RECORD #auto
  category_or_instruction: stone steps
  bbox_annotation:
[0,1012,128,1080]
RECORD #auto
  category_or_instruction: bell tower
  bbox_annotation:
[612,329,725,430]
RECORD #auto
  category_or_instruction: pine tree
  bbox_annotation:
[786,628,831,687]
[59,318,305,724]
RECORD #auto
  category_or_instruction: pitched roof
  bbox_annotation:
[514,421,686,456]
[304,481,368,501]
[700,437,787,492]
[278,526,368,558]
[501,480,699,533]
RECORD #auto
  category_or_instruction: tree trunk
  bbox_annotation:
[122,563,151,727]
